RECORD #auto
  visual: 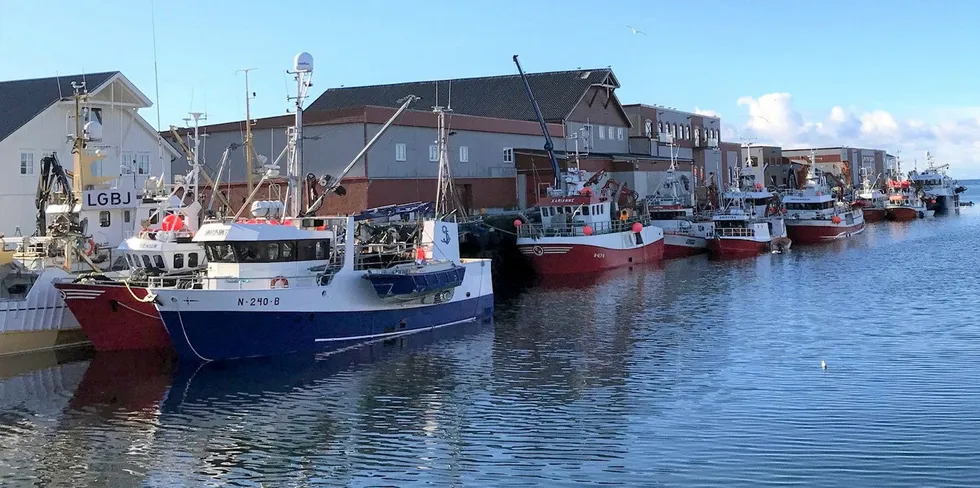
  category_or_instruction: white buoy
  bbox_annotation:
[821,360,827,370]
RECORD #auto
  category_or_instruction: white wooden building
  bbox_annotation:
[0,71,179,236]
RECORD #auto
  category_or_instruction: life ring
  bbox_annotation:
[270,276,289,289]
[83,239,97,256]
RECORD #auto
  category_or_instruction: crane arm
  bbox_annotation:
[513,55,560,190]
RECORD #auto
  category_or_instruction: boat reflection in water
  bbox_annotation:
[148,319,492,486]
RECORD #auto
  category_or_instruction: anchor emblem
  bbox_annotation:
[440,224,451,245]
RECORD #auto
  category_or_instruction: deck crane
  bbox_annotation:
[512,55,561,191]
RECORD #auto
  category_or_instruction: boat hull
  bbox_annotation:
[785,218,865,245]
[153,259,494,362]
[663,233,708,259]
[1,268,85,356]
[862,207,888,223]
[517,226,665,275]
[887,207,926,221]
[708,237,768,259]
[929,194,959,215]
[53,282,170,351]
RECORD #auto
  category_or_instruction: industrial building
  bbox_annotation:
[166,67,741,216]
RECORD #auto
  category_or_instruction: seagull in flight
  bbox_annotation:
[626,25,647,36]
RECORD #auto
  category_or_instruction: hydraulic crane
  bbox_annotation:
[512,55,561,191]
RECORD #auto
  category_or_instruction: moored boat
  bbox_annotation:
[151,53,494,363]
[516,167,664,274]
[852,170,888,223]
[707,181,789,259]
[783,153,865,244]
[53,113,211,352]
[646,154,713,259]
[908,151,963,215]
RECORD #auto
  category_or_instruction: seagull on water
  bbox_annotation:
[626,25,647,36]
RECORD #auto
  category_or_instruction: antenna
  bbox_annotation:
[56,71,63,100]
[285,52,314,218]
[150,0,161,131]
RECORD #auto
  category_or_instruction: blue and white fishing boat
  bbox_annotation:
[149,53,494,362]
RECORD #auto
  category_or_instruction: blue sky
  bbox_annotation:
[2,0,979,175]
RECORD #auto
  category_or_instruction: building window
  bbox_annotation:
[188,252,199,268]
[658,121,664,134]
[617,127,624,140]
[99,211,111,227]
[685,125,691,140]
[136,152,151,175]
[598,125,605,140]
[608,126,614,140]
[671,124,677,139]
[394,143,407,162]
[120,151,134,173]
[459,146,469,163]
[502,147,514,165]
[644,119,653,137]
[695,126,701,141]
[20,152,34,175]
[429,144,439,162]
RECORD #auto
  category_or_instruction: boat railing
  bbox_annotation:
[715,227,756,238]
[517,219,649,238]
[149,269,342,290]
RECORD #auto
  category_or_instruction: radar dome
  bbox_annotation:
[294,52,314,72]
[84,120,103,141]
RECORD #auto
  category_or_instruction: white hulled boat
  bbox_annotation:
[908,151,963,215]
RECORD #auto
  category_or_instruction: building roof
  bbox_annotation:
[307,68,618,123]
[0,71,119,142]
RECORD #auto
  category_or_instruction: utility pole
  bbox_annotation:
[237,68,257,196]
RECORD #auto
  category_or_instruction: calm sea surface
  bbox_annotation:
[2,181,980,487]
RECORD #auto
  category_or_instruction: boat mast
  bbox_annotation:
[237,68,257,196]
[186,112,205,201]
[286,53,314,218]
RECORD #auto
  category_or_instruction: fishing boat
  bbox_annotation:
[515,167,664,274]
[707,170,789,259]
[852,169,888,223]
[510,54,662,274]
[908,152,963,215]
[0,83,167,356]
[646,145,713,259]
[885,178,932,221]
[149,53,494,362]
[782,152,865,244]
[52,113,215,352]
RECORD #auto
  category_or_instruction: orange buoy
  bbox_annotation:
[831,215,842,224]
[583,225,593,236]
[631,222,643,233]
[161,214,184,231]
[513,219,522,228]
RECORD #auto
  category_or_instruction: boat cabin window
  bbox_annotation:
[174,253,184,269]
[188,252,199,268]
[127,254,138,268]
[785,201,834,210]
[582,205,590,216]
[153,255,166,269]
[205,239,329,263]
[124,210,131,223]
[141,255,152,268]
[99,211,111,227]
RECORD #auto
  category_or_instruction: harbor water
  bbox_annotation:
[1,182,979,486]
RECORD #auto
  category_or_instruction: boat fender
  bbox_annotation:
[271,276,289,289]
[83,238,97,256]
[415,247,426,263]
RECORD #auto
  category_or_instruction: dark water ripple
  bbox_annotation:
[2,186,980,486]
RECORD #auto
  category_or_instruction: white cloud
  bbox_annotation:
[694,106,720,118]
[729,92,980,177]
